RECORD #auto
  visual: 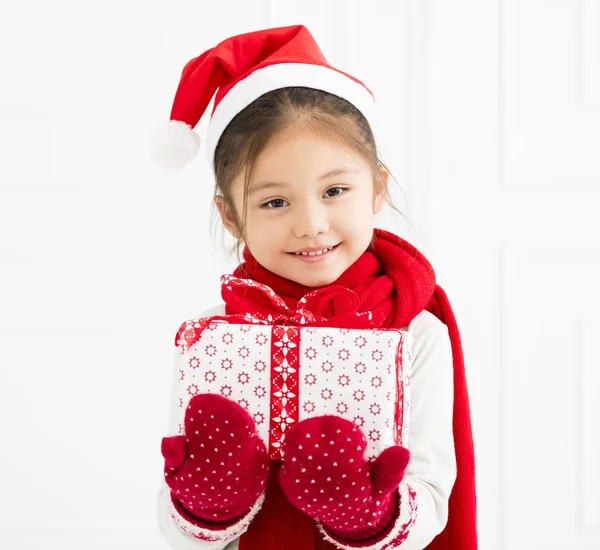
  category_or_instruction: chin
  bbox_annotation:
[294,272,341,288]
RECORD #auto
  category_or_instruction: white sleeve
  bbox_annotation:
[397,310,457,548]
[156,304,257,550]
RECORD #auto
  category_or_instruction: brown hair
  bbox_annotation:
[210,86,411,262]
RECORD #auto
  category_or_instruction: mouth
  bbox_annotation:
[287,243,340,257]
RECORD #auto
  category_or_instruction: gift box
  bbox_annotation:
[172,316,412,461]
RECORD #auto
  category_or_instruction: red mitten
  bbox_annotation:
[162,393,269,523]
[279,415,410,541]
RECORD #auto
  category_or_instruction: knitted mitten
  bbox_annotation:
[162,393,270,523]
[279,415,410,540]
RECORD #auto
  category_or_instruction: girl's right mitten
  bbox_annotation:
[162,393,269,525]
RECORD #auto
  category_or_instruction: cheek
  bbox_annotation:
[245,211,282,248]
[343,194,376,225]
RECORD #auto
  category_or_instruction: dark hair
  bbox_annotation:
[210,86,410,261]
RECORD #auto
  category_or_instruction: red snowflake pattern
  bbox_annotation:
[254,385,266,398]
[338,374,350,387]
[369,429,381,442]
[239,325,251,333]
[371,375,383,388]
[321,360,334,373]
[188,356,200,369]
[320,388,333,401]
[321,335,334,347]
[220,384,233,397]
[221,332,233,344]
[336,402,349,414]
[237,372,250,385]
[369,403,382,415]
[178,369,185,381]
[354,336,367,348]
[178,397,184,408]
[354,361,366,374]
[353,415,365,427]
[305,346,317,359]
[385,419,391,428]
[303,401,316,413]
[204,370,216,383]
[239,398,250,410]
[238,346,250,358]
[386,391,391,402]
[254,359,267,372]
[304,373,317,386]
[338,348,350,361]
[186,383,199,396]
[221,358,233,371]
[255,333,268,346]
[339,328,350,334]
[204,344,217,357]
[254,412,265,425]
[371,349,383,361]
[353,389,365,402]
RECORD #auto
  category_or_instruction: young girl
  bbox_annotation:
[151,25,477,550]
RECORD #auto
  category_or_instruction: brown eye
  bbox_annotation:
[324,187,348,198]
[262,198,287,209]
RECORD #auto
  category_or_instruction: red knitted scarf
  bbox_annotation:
[224,228,477,550]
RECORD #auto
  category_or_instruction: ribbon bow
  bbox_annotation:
[220,274,379,326]
[175,275,379,350]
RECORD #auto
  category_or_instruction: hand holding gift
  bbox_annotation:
[161,393,270,522]
[278,415,410,541]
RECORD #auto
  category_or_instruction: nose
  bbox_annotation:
[292,199,330,239]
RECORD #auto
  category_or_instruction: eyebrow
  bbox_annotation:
[249,168,358,196]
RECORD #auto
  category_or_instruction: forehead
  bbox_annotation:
[253,126,368,176]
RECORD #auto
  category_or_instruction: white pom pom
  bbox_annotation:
[149,120,201,169]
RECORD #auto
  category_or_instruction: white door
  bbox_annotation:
[427,1,600,549]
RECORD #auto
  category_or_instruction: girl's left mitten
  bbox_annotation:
[279,415,412,543]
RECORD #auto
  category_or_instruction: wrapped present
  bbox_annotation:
[172,316,413,461]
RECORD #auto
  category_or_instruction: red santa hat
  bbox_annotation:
[149,24,379,170]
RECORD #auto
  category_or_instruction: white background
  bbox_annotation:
[1,1,599,549]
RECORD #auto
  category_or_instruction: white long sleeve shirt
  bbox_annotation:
[157,304,456,550]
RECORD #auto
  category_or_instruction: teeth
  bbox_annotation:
[294,246,333,256]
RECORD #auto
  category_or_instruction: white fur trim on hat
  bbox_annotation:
[205,62,379,169]
[149,119,201,169]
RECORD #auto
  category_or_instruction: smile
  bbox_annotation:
[288,243,340,261]
[293,245,336,256]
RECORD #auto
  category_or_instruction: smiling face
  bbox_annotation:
[216,125,388,287]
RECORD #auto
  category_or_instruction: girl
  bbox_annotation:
[151,25,477,550]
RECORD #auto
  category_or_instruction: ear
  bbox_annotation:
[214,195,241,238]
[373,168,389,214]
